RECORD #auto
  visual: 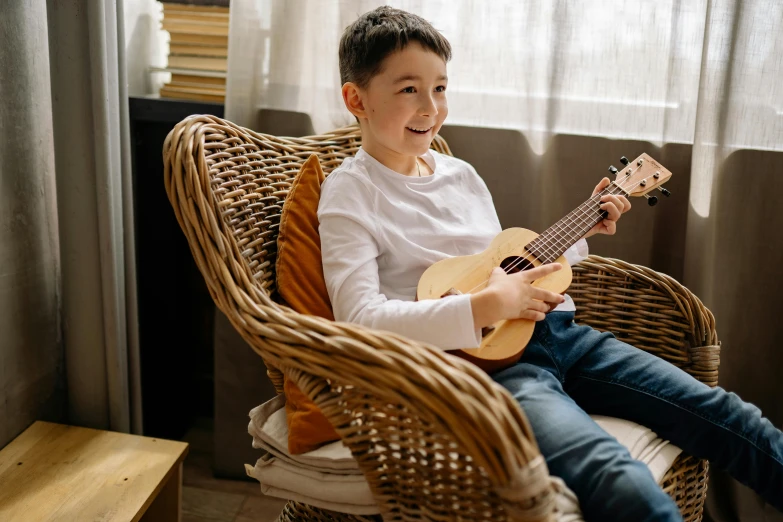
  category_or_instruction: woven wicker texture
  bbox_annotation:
[163,115,717,521]
[278,502,381,522]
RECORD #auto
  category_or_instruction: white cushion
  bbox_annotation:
[245,395,682,519]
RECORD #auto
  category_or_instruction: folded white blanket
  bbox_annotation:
[246,395,683,519]
[243,454,378,515]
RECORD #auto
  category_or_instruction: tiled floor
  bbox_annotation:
[181,418,286,522]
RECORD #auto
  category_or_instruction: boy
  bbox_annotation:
[317,6,783,521]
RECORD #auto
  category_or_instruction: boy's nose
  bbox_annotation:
[420,94,438,116]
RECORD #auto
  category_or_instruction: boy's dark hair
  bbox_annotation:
[339,6,452,89]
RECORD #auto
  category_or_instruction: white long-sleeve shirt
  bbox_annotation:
[317,147,588,350]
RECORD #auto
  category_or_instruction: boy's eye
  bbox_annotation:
[401,86,447,93]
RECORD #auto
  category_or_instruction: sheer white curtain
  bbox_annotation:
[226,0,780,153]
[225,1,783,520]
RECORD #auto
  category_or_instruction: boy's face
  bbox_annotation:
[347,43,448,159]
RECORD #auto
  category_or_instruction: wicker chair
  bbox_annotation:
[163,115,719,521]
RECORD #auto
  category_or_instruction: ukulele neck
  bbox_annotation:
[525,182,628,264]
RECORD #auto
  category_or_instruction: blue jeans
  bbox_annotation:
[491,311,783,522]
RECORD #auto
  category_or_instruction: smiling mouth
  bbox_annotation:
[406,126,432,134]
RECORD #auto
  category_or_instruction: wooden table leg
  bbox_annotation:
[140,462,182,522]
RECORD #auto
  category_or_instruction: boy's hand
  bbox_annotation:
[471,264,565,329]
[584,177,631,238]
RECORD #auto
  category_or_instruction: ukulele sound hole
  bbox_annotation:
[500,256,534,274]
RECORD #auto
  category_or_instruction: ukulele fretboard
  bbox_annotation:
[526,182,628,264]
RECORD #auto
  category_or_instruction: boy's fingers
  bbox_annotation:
[518,310,547,322]
[592,177,611,196]
[600,202,621,221]
[521,262,562,281]
[525,301,550,314]
[530,286,566,303]
[602,194,626,215]
[601,194,632,217]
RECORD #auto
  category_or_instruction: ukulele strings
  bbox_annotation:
[492,167,644,280]
[466,165,646,293]
[461,164,651,296]
[527,178,631,265]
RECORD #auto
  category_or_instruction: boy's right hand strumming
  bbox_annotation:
[470,263,565,329]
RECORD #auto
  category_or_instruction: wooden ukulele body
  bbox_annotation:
[414,152,673,373]
[416,227,572,373]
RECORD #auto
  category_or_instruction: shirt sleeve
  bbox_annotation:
[564,238,589,266]
[318,174,482,350]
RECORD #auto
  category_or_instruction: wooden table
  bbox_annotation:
[0,421,189,521]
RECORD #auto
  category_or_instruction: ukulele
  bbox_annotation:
[416,154,672,373]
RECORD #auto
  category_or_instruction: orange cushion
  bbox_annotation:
[276,153,340,454]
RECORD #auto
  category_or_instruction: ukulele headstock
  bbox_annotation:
[609,154,672,202]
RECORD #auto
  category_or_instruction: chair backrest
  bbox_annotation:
[165,116,451,301]
[163,116,454,390]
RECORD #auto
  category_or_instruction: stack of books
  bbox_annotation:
[157,0,229,103]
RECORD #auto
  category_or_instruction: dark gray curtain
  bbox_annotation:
[0,0,64,447]
[0,0,141,448]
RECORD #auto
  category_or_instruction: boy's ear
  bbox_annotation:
[342,82,367,121]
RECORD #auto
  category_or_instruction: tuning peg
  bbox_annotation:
[608,165,618,174]
[620,156,629,166]
[644,194,658,207]
[658,187,671,197]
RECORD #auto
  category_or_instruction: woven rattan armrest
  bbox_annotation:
[226,301,557,521]
[570,255,719,388]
